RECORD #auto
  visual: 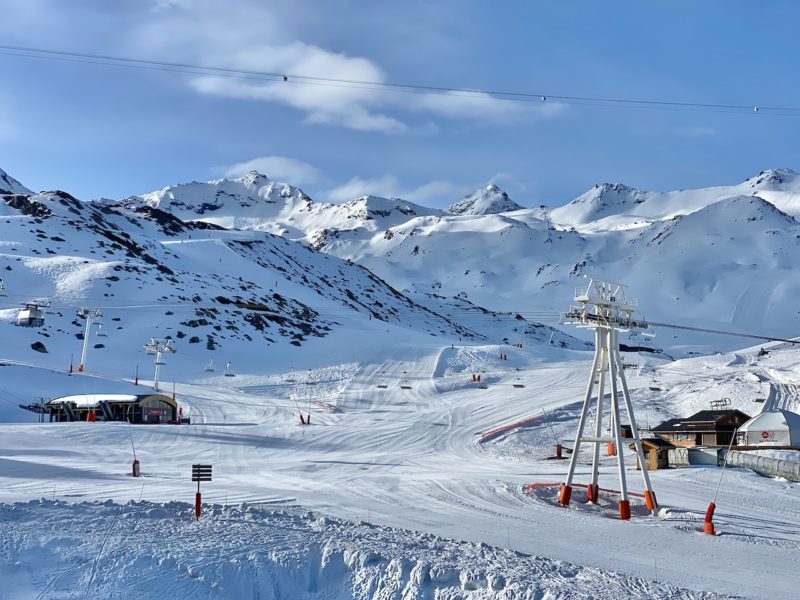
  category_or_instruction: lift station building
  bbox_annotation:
[45,393,178,424]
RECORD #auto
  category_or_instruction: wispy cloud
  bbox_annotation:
[325,174,470,204]
[223,156,321,184]
[129,1,562,134]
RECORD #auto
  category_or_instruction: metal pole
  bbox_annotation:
[153,351,161,391]
[608,328,630,519]
[560,328,602,505]
[613,340,657,513]
[79,313,92,372]
[588,344,607,503]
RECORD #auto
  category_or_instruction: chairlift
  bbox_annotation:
[400,371,412,390]
[224,361,236,377]
[377,381,388,389]
[95,322,107,337]
[204,358,215,372]
[285,367,296,383]
[513,377,525,389]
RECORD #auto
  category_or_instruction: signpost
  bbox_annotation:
[191,464,212,520]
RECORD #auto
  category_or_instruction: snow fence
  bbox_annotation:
[725,450,800,482]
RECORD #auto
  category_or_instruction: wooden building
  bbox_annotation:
[45,393,178,424]
[629,438,674,470]
[651,409,750,447]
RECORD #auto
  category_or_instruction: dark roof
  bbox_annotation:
[637,437,675,449]
[651,410,750,433]
[687,410,749,422]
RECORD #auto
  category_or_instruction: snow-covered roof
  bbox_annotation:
[739,409,800,433]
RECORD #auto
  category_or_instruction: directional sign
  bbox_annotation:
[192,464,212,482]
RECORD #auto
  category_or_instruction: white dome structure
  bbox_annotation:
[737,409,800,447]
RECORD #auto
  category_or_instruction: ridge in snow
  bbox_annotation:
[0,167,33,195]
[447,184,523,216]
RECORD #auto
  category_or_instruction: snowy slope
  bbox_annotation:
[121,167,800,354]
[5,168,800,599]
[0,171,587,423]
[0,168,32,195]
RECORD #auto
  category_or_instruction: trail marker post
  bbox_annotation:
[192,464,212,520]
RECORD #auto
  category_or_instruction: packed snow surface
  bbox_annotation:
[3,167,800,598]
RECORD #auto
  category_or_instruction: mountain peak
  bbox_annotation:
[746,168,800,188]
[0,168,33,195]
[236,170,271,188]
[447,184,523,216]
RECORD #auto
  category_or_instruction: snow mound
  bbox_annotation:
[0,500,727,599]
[447,184,523,215]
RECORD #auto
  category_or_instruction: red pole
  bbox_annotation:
[195,491,201,520]
[135,364,139,386]
[704,502,716,535]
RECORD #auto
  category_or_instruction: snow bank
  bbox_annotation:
[0,500,727,600]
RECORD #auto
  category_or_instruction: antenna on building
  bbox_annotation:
[143,338,175,391]
[557,276,658,519]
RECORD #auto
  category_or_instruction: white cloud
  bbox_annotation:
[128,2,562,134]
[325,174,470,204]
[224,156,321,184]
[414,91,564,122]
[326,175,400,202]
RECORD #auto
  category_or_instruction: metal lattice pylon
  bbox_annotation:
[558,277,658,519]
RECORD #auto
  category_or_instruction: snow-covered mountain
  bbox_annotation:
[447,184,523,216]
[0,172,584,383]
[121,172,441,243]
[0,167,32,195]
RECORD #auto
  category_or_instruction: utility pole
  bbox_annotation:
[558,276,658,519]
[143,338,175,392]
[77,308,102,372]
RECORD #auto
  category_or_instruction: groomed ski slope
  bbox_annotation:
[3,338,800,599]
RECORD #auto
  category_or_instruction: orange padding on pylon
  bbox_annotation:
[644,490,655,511]
[558,484,572,506]
[524,482,646,498]
[703,521,715,535]
[619,500,631,520]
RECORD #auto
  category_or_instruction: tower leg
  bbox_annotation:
[608,330,630,520]
[560,329,602,506]
[613,341,658,514]
[588,350,606,504]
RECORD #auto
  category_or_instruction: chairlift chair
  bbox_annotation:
[400,371,412,389]
[224,361,236,377]
[204,358,215,372]
[513,376,525,389]
[95,322,107,337]
[377,381,388,389]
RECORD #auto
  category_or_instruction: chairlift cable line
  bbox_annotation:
[0,43,797,115]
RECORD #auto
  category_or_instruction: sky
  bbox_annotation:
[0,0,798,208]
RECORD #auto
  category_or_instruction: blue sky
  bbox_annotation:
[0,0,797,208]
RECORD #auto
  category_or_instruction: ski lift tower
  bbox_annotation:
[558,276,658,519]
[143,338,175,392]
[77,308,103,372]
